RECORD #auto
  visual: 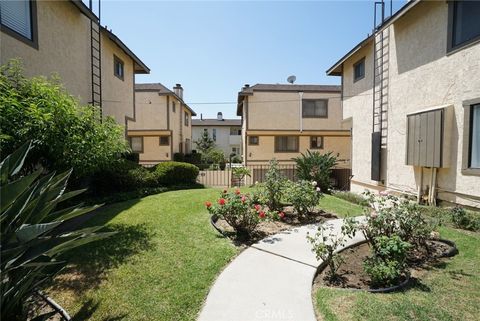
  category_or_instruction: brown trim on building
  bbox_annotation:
[246,130,350,136]
[166,96,170,130]
[0,0,39,50]
[128,130,172,136]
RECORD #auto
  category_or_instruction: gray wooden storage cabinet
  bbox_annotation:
[406,108,447,168]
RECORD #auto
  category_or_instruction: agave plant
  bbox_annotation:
[0,142,114,320]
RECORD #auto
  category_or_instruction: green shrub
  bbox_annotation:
[451,206,480,231]
[0,142,113,320]
[344,191,433,252]
[293,150,337,193]
[285,180,322,216]
[154,161,199,186]
[255,159,288,211]
[363,235,411,288]
[90,159,156,195]
[0,60,128,179]
[332,191,368,206]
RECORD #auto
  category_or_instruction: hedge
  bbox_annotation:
[154,161,199,186]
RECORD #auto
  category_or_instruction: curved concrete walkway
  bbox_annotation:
[198,218,365,321]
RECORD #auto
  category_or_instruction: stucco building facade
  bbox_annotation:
[237,84,351,167]
[192,113,242,158]
[127,83,196,166]
[0,0,149,133]
[327,0,480,207]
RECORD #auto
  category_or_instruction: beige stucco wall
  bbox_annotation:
[101,31,135,125]
[245,134,351,167]
[129,92,168,130]
[342,1,480,207]
[139,136,171,164]
[1,0,92,103]
[247,91,343,130]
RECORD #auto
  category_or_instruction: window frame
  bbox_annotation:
[462,98,480,176]
[172,101,176,113]
[129,136,144,153]
[447,0,480,53]
[310,136,324,149]
[248,136,259,145]
[159,136,170,146]
[0,0,38,49]
[353,57,365,82]
[184,111,189,126]
[113,55,125,80]
[274,136,299,153]
[212,128,217,141]
[302,99,328,119]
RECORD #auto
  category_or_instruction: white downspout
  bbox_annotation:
[299,91,304,132]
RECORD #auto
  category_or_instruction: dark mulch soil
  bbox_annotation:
[214,207,338,246]
[313,240,455,291]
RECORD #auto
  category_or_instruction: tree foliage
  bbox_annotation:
[0,60,128,178]
[194,130,215,154]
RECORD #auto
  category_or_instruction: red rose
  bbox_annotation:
[278,212,285,219]
[218,198,226,205]
[254,204,261,211]
[241,196,246,203]
[205,201,212,208]
[235,189,241,195]
[259,211,266,218]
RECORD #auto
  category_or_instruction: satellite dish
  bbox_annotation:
[287,75,296,84]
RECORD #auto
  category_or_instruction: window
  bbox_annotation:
[184,111,189,126]
[353,57,365,82]
[275,136,299,152]
[310,136,324,149]
[232,147,240,155]
[113,55,124,80]
[469,104,480,169]
[302,99,328,118]
[172,102,176,113]
[159,136,170,146]
[448,1,480,51]
[0,0,37,47]
[129,136,143,153]
[248,136,259,145]
[212,128,217,141]
[230,127,242,135]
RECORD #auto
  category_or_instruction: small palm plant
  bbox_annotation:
[1,142,114,320]
[293,150,337,193]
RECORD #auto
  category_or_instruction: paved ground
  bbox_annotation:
[198,218,365,321]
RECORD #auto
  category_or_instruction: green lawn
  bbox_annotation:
[318,194,364,217]
[314,197,480,321]
[49,188,238,321]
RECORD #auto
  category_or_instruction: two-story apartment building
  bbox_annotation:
[0,0,149,133]
[327,0,480,207]
[192,113,242,157]
[127,83,196,166]
[237,84,351,166]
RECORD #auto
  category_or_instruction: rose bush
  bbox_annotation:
[285,180,322,216]
[206,189,281,235]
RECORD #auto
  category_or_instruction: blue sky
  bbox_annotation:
[96,0,406,118]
